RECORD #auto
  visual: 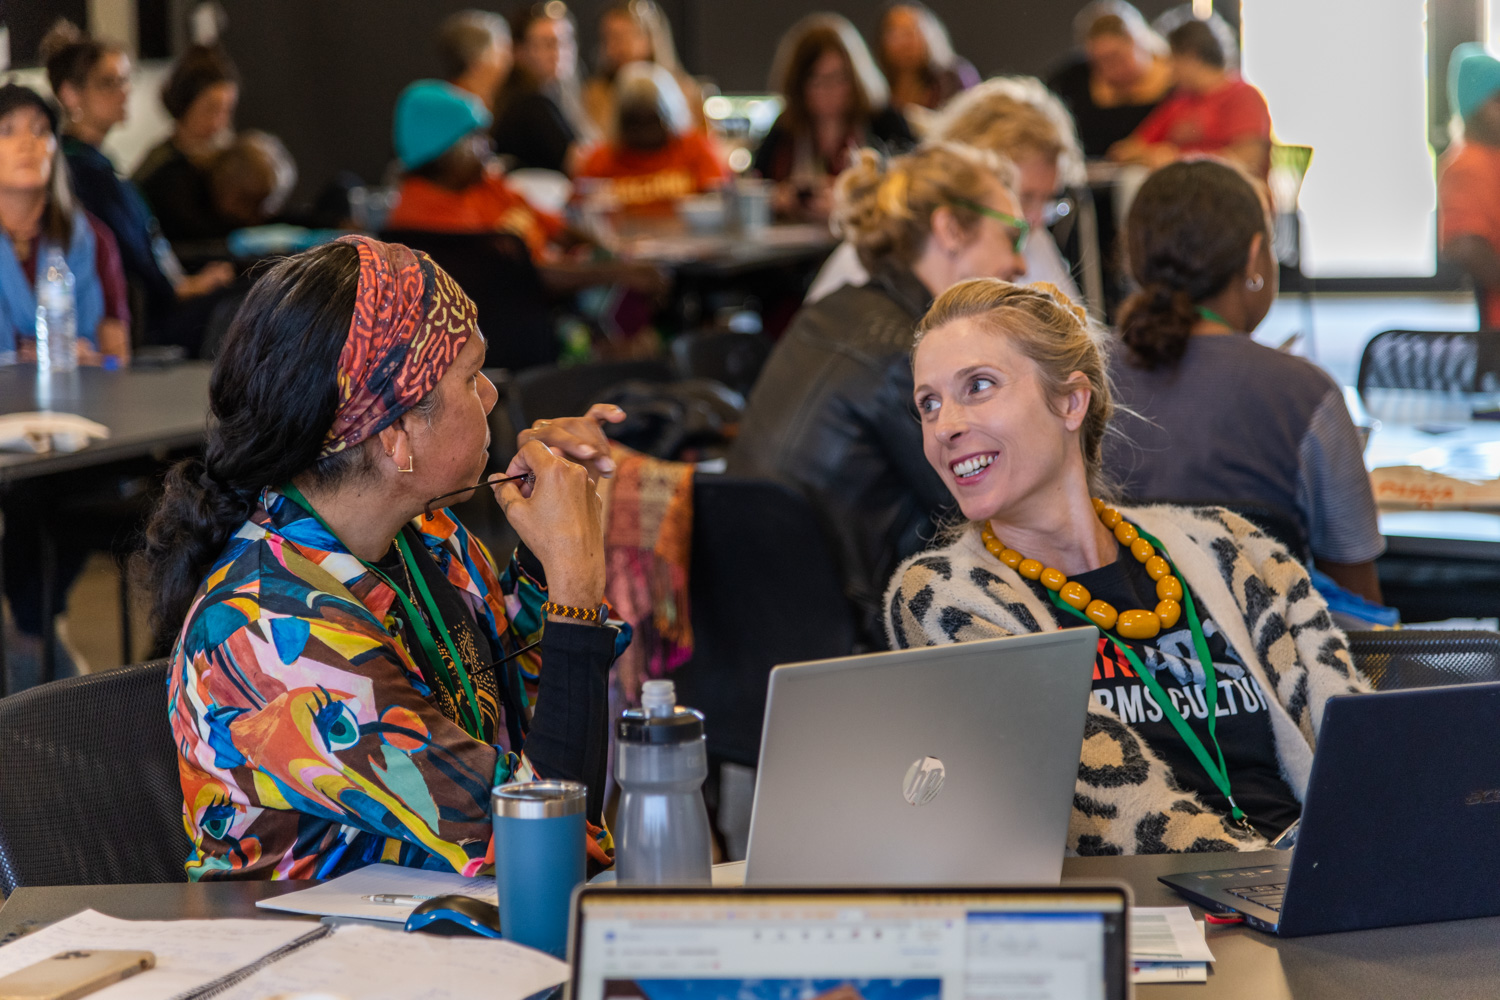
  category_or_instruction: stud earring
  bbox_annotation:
[1246,274,1265,292]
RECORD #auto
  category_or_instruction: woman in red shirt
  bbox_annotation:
[575,61,727,216]
[1109,16,1271,179]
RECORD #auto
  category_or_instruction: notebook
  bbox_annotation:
[0,909,565,1000]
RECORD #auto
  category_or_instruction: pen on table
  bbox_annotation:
[363,893,436,905]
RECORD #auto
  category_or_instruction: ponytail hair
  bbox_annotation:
[138,241,366,643]
[1118,159,1268,370]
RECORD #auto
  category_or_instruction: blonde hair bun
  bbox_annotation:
[832,142,1017,272]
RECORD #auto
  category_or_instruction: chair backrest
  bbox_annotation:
[669,477,858,767]
[1356,329,1500,398]
[506,359,674,431]
[670,331,772,397]
[1345,630,1500,691]
[380,229,557,373]
[0,660,189,893]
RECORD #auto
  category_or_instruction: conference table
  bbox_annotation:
[0,363,213,693]
[3,850,1498,998]
[1359,387,1500,561]
[0,364,212,484]
[614,222,838,279]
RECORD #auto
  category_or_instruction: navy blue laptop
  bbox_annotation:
[1161,682,1500,936]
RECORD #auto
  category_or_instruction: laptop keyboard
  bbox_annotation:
[1226,883,1287,912]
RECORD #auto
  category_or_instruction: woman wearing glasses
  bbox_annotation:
[142,236,623,879]
[808,76,1087,308]
[753,13,915,223]
[41,21,234,351]
[730,143,1027,648]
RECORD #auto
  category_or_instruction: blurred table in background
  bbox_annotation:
[0,364,213,694]
[613,221,837,336]
[0,365,212,483]
[1357,388,1500,621]
[616,222,837,279]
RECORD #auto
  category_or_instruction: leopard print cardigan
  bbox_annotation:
[884,504,1370,855]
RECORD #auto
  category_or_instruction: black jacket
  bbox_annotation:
[64,136,178,330]
[728,266,952,647]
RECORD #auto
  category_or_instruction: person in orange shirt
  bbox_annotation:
[1108,15,1271,179]
[575,61,727,216]
[386,79,665,297]
[386,80,561,258]
[1439,44,1500,329]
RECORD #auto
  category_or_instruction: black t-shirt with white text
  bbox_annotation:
[1029,542,1302,840]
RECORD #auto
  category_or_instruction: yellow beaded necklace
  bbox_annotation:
[979,498,1184,640]
[980,500,1253,829]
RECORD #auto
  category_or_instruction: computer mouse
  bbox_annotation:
[403,894,503,938]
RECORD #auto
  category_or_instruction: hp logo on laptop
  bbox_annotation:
[902,756,946,806]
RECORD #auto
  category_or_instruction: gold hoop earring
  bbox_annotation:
[396,455,414,473]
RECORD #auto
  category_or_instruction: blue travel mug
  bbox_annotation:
[492,780,587,957]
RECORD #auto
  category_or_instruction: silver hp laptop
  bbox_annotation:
[569,884,1130,1000]
[745,630,1098,885]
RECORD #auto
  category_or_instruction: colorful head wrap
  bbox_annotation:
[321,235,478,458]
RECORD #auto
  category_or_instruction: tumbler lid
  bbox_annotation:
[492,779,587,818]
[616,705,705,744]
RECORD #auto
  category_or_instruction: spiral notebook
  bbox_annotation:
[0,909,567,1000]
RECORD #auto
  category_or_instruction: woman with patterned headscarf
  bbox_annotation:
[142,235,624,880]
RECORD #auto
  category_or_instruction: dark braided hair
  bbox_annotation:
[138,241,367,643]
[1118,159,1268,370]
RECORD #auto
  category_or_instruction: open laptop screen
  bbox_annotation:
[571,888,1128,1000]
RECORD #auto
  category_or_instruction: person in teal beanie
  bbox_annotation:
[1439,44,1500,330]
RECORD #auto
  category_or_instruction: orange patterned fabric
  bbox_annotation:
[321,235,478,458]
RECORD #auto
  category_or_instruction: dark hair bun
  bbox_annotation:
[1118,160,1266,370]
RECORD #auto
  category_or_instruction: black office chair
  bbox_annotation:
[1356,329,1500,400]
[670,477,858,768]
[380,229,558,373]
[670,331,772,397]
[505,359,674,432]
[1345,630,1500,691]
[0,660,190,892]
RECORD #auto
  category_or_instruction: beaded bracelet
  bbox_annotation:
[541,600,608,623]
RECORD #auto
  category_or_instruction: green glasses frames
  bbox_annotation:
[951,198,1031,254]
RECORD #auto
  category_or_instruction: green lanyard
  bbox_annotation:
[280,484,485,738]
[1046,526,1249,829]
[1197,306,1234,329]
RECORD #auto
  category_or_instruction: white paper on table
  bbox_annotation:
[0,909,315,1000]
[1132,961,1210,983]
[215,923,569,1000]
[1129,907,1216,963]
[255,862,497,923]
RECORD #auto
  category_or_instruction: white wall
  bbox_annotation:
[1242,0,1436,277]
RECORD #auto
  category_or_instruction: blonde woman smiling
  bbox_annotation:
[884,279,1368,854]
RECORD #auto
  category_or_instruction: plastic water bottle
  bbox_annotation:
[615,679,713,884]
[35,246,78,374]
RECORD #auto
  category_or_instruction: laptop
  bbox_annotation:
[1161,682,1500,936]
[569,884,1130,1000]
[744,630,1098,886]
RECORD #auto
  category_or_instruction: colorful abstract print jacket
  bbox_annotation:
[170,487,572,880]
